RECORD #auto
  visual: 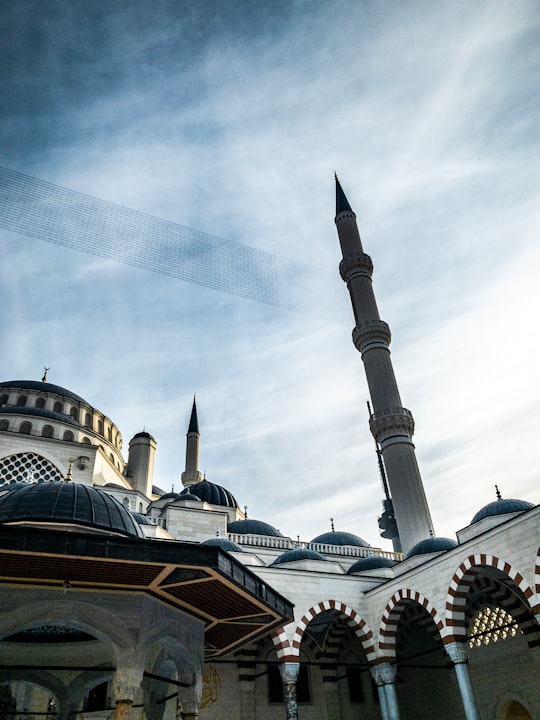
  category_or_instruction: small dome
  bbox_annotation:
[310,530,370,548]
[132,431,156,442]
[174,492,201,502]
[272,548,327,565]
[181,480,239,509]
[405,536,457,559]
[228,519,283,537]
[152,485,166,496]
[347,557,396,574]
[131,512,152,525]
[159,492,181,501]
[202,537,244,552]
[471,498,535,525]
[0,482,144,538]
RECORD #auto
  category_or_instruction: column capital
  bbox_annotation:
[445,641,469,665]
[279,661,300,684]
[370,662,397,686]
[113,667,144,702]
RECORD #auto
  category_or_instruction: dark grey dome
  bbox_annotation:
[228,519,283,537]
[347,556,396,574]
[132,431,156,442]
[471,498,535,525]
[0,406,82,428]
[159,492,181,501]
[405,537,457,559]
[152,485,166,496]
[202,537,244,552]
[0,482,144,538]
[0,380,88,406]
[131,512,152,525]
[174,492,201,502]
[181,480,239,509]
[310,530,370,548]
[272,548,327,565]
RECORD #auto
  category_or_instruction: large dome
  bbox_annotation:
[181,480,239,508]
[0,380,89,406]
[0,482,144,538]
[471,498,535,525]
[310,530,370,548]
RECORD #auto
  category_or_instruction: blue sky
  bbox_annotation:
[1,0,539,547]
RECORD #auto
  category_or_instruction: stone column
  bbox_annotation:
[279,662,300,720]
[112,667,144,720]
[371,664,400,720]
[446,642,480,720]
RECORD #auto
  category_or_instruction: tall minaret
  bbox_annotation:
[334,176,433,553]
[181,395,203,486]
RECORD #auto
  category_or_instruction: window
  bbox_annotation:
[0,419,9,431]
[0,452,63,483]
[82,437,91,444]
[53,401,63,413]
[69,407,79,421]
[98,420,104,435]
[41,425,54,438]
[84,682,109,712]
[267,664,311,704]
[0,394,8,405]
[17,395,27,406]
[346,666,365,703]
[19,421,32,434]
[84,412,92,428]
[35,397,45,408]
[107,427,112,441]
[63,430,74,442]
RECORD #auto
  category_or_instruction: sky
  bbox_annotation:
[1,0,539,549]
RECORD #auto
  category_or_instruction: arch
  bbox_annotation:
[498,698,533,720]
[446,555,537,645]
[35,397,45,409]
[19,421,32,434]
[84,412,92,428]
[0,452,63,483]
[535,547,540,602]
[0,394,9,405]
[53,401,63,413]
[63,430,74,442]
[378,589,445,661]
[41,425,54,438]
[69,407,79,421]
[285,600,375,664]
[0,420,9,432]
[17,395,27,407]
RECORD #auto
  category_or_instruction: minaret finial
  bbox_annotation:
[495,484,502,500]
[42,366,50,383]
[330,517,335,532]
[244,505,248,519]
[65,460,73,482]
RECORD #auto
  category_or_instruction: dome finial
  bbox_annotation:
[244,505,248,519]
[495,484,502,500]
[42,366,50,383]
[216,527,220,537]
[330,517,335,532]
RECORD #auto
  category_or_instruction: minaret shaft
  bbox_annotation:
[181,396,202,486]
[335,179,433,553]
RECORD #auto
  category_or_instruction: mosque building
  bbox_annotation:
[0,179,538,720]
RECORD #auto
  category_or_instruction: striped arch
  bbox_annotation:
[378,589,445,662]
[271,627,292,661]
[535,547,540,606]
[446,554,538,646]
[283,600,376,664]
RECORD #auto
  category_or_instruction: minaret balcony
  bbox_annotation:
[352,319,391,353]
[369,407,415,442]
[339,253,373,282]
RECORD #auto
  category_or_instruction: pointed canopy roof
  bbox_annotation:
[188,395,199,433]
[335,174,353,214]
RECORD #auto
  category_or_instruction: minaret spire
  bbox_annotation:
[334,176,433,553]
[181,395,203,486]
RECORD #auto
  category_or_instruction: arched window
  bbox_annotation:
[0,419,9,431]
[0,394,9,405]
[19,421,32,434]
[53,401,63,413]
[0,452,62,483]
[122,497,130,508]
[17,395,27,407]
[97,420,104,435]
[35,397,46,408]
[84,412,92,428]
[41,425,54,438]
[69,407,79,421]
[109,453,115,463]
[82,436,91,445]
[63,430,74,442]
[107,427,112,441]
